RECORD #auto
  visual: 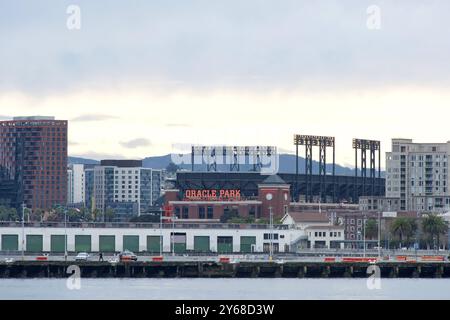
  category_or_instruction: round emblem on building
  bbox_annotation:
[266,193,273,201]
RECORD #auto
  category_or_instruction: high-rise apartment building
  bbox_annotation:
[0,116,68,211]
[93,160,162,219]
[386,139,450,212]
[67,164,85,204]
[84,166,95,210]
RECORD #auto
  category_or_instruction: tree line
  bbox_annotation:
[364,214,448,250]
[0,205,116,223]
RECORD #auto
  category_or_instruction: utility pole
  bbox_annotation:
[269,206,273,262]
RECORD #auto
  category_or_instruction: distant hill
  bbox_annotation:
[68,157,100,165]
[70,154,385,176]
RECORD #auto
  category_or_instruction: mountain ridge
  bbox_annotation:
[69,154,384,176]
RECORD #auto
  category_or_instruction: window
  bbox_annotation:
[182,206,188,219]
[207,206,213,219]
[199,207,205,219]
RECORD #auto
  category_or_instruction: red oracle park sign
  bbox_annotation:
[184,189,241,201]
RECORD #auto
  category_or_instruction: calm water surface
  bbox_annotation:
[1,278,450,300]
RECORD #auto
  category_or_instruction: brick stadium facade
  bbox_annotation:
[0,117,68,211]
[165,175,291,220]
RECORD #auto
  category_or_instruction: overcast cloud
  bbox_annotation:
[1,0,449,94]
[1,1,449,166]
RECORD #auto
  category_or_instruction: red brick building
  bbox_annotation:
[0,116,68,211]
[165,175,291,220]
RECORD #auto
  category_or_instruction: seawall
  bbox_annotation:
[0,261,449,278]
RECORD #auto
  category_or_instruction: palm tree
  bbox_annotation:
[391,217,417,248]
[92,208,101,222]
[422,214,448,250]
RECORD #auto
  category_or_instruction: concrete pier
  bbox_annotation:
[1,261,450,279]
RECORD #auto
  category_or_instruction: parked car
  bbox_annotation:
[119,250,138,261]
[75,252,90,261]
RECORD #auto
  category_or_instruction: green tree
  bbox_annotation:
[45,211,60,222]
[104,208,115,222]
[80,207,94,222]
[166,162,180,174]
[422,214,448,249]
[391,217,417,248]
[0,206,18,221]
[365,219,378,240]
[51,205,65,222]
[67,208,85,222]
[31,209,44,222]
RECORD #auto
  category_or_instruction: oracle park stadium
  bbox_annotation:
[169,137,385,207]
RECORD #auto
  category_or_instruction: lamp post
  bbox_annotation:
[265,192,274,262]
[378,211,381,259]
[269,206,274,262]
[64,208,67,262]
[363,214,366,258]
[159,208,163,257]
[21,203,25,261]
[171,214,177,257]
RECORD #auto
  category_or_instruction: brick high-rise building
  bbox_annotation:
[0,116,68,211]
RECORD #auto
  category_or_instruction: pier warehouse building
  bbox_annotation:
[0,216,344,254]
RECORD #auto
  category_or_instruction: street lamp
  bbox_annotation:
[159,208,163,257]
[378,211,381,259]
[64,208,67,262]
[21,203,25,261]
[265,193,274,262]
[269,206,274,262]
[56,204,68,262]
[171,214,177,257]
[363,214,366,258]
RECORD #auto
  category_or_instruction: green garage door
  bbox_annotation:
[194,236,210,253]
[26,235,43,253]
[173,243,186,253]
[171,233,186,253]
[75,235,91,253]
[123,235,139,252]
[51,235,66,253]
[240,236,256,253]
[99,235,115,253]
[1,235,18,251]
[147,236,162,253]
[217,236,233,254]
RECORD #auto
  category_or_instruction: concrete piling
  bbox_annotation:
[0,261,448,279]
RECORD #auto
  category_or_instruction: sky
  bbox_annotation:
[1,0,450,168]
